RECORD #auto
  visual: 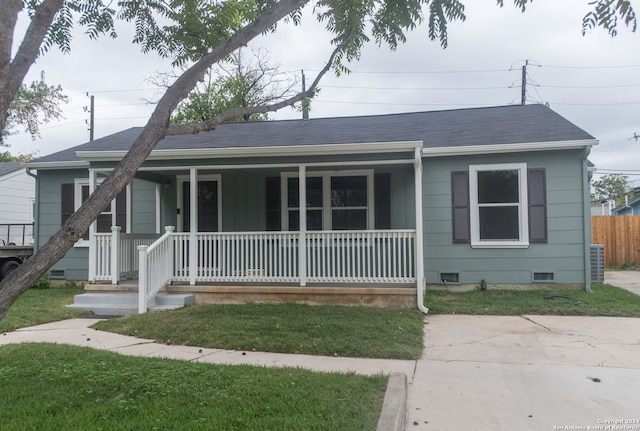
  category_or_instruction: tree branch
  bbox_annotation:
[165,40,345,136]
[0,0,64,138]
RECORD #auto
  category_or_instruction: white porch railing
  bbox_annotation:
[138,227,175,313]
[133,228,416,313]
[171,232,301,283]
[91,227,161,284]
[306,230,415,283]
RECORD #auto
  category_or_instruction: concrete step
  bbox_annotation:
[68,292,195,316]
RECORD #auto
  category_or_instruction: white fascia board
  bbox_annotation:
[422,139,599,157]
[22,160,89,169]
[75,140,424,161]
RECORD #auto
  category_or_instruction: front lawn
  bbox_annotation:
[425,283,640,317]
[93,303,425,360]
[0,285,87,333]
[0,343,387,431]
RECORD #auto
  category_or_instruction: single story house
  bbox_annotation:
[0,162,35,245]
[611,195,640,216]
[25,104,597,310]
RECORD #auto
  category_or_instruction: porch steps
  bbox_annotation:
[68,293,195,316]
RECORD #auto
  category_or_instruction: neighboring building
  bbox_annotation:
[0,162,35,245]
[25,104,597,308]
[611,196,640,216]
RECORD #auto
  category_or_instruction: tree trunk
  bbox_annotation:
[0,0,64,142]
[0,0,311,320]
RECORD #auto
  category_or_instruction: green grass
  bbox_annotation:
[94,303,425,360]
[0,343,387,431]
[0,285,88,333]
[425,283,640,317]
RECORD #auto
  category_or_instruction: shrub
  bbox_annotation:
[32,273,50,289]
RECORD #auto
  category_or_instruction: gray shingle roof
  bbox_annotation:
[30,104,595,164]
[0,162,23,176]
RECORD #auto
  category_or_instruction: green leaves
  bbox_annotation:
[582,0,637,36]
[6,71,69,140]
[427,0,465,48]
[40,0,117,54]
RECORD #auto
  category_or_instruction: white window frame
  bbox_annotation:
[281,170,374,231]
[469,163,529,249]
[73,178,130,247]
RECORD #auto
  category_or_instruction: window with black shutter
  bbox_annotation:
[265,176,281,231]
[374,173,391,229]
[528,168,547,243]
[451,165,547,247]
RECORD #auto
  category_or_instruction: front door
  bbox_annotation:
[182,180,219,232]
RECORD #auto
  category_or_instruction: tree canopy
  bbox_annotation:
[169,48,293,124]
[0,0,637,318]
[592,173,636,204]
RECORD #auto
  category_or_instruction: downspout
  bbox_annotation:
[25,167,39,250]
[582,148,592,292]
[414,147,429,314]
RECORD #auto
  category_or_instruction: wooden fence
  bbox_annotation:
[591,216,640,268]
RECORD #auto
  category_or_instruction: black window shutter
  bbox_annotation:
[528,168,547,243]
[61,183,74,226]
[265,177,281,231]
[451,171,470,244]
[374,173,391,229]
[116,187,127,229]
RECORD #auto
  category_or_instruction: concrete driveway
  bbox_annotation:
[407,314,640,430]
[407,271,640,431]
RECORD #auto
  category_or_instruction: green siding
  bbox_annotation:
[132,180,158,234]
[422,149,588,286]
[36,170,160,280]
[37,169,90,280]
[36,164,414,280]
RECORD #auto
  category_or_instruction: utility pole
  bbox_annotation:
[521,60,528,105]
[301,70,309,120]
[85,93,95,141]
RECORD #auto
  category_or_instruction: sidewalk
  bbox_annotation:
[0,317,416,379]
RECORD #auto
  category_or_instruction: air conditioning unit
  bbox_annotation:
[590,244,605,283]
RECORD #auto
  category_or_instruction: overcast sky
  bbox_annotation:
[7,0,640,187]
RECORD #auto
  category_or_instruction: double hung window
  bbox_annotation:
[452,163,547,248]
[282,171,373,231]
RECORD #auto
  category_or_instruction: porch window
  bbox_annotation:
[287,176,324,231]
[281,170,374,231]
[331,176,368,230]
[61,180,127,243]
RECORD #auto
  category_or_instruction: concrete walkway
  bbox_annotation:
[0,317,416,378]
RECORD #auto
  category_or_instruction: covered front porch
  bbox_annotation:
[82,143,425,313]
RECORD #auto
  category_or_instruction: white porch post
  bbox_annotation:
[111,226,121,285]
[189,167,198,285]
[299,165,307,287]
[414,146,429,313]
[155,183,161,234]
[138,245,148,313]
[87,170,97,283]
[126,183,132,233]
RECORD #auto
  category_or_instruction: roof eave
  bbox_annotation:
[23,160,89,169]
[422,139,598,157]
[75,140,424,162]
